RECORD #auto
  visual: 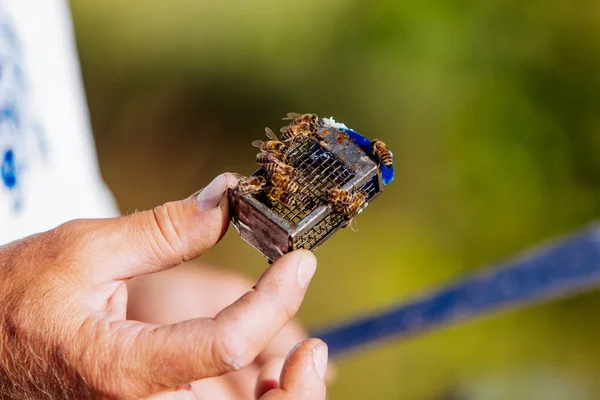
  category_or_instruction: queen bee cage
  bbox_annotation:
[228,117,394,262]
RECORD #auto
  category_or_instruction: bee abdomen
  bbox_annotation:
[264,162,283,174]
[256,152,285,165]
[282,181,299,194]
[372,140,394,168]
[238,176,266,195]
[280,192,297,207]
[380,153,394,168]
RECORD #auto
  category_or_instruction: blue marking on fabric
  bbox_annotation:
[341,128,396,185]
[0,11,47,213]
[311,223,600,358]
[0,104,20,127]
[0,21,20,54]
[12,64,24,89]
[1,148,17,188]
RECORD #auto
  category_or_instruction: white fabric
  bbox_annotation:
[0,0,118,244]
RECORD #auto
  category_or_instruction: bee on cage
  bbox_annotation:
[342,189,368,232]
[347,190,368,216]
[236,175,267,195]
[228,113,391,262]
[264,162,298,178]
[282,112,319,124]
[256,151,288,165]
[281,112,319,131]
[280,121,318,143]
[371,139,394,168]
[266,186,297,209]
[269,172,299,194]
[325,188,354,206]
[325,188,368,232]
[252,127,289,155]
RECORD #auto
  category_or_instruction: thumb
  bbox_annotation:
[258,339,328,400]
[87,173,239,280]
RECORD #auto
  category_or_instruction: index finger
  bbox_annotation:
[86,250,318,398]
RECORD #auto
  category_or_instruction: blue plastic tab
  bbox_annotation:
[343,128,373,150]
[381,164,395,185]
[341,128,395,185]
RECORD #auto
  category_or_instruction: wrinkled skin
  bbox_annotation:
[0,174,328,399]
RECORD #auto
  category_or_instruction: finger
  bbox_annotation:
[87,173,239,280]
[255,358,285,399]
[223,365,261,400]
[259,339,327,400]
[147,385,197,400]
[257,321,337,384]
[91,250,317,398]
[190,376,240,400]
[106,281,128,319]
[127,264,260,399]
[125,263,246,325]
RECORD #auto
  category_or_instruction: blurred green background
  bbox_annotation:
[70,1,600,399]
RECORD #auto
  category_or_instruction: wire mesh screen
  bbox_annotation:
[293,212,345,250]
[293,175,381,250]
[252,138,355,225]
[229,122,385,262]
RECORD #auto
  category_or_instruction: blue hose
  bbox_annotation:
[312,222,600,358]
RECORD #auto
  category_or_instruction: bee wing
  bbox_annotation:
[279,125,290,133]
[349,218,359,233]
[282,112,302,120]
[232,173,247,181]
[264,127,279,141]
[251,140,264,148]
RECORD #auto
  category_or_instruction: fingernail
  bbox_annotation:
[195,174,227,211]
[297,254,317,289]
[312,342,328,380]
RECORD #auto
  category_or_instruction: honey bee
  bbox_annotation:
[280,121,317,143]
[372,140,394,168]
[326,189,368,232]
[269,172,299,194]
[264,162,298,178]
[256,151,288,165]
[282,112,319,127]
[237,175,266,195]
[347,190,368,215]
[266,186,297,208]
[252,127,289,154]
[325,188,354,205]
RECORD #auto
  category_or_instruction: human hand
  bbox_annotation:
[0,173,327,399]
[128,263,331,399]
